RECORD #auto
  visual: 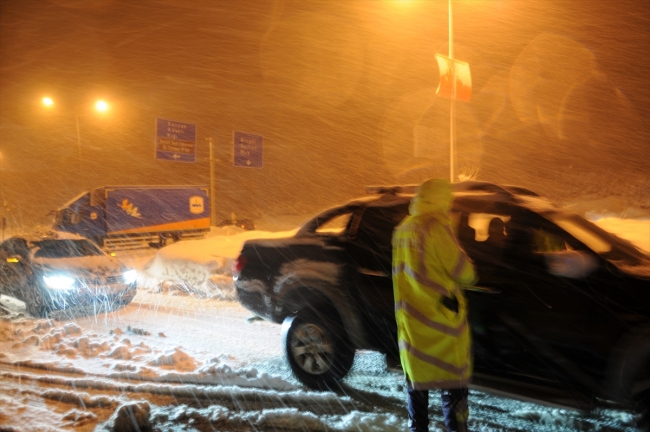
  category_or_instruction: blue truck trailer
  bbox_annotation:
[53,185,211,250]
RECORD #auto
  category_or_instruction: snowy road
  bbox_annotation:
[0,292,410,431]
[0,287,638,431]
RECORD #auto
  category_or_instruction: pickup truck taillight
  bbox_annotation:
[232,254,247,280]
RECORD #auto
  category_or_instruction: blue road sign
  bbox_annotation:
[233,131,263,168]
[156,118,197,163]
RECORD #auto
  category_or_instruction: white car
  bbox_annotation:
[0,234,137,318]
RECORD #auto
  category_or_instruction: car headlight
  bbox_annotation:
[43,275,76,290]
[123,269,137,284]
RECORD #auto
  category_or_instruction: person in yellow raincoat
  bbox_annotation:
[393,178,477,432]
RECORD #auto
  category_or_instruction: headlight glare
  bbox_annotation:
[43,275,76,290]
[123,269,137,284]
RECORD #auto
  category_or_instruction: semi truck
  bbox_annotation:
[52,185,211,250]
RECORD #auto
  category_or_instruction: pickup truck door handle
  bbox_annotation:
[357,267,389,277]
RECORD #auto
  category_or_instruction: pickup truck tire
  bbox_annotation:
[282,308,355,391]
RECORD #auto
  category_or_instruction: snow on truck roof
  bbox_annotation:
[97,185,209,190]
[362,181,556,210]
[366,181,541,199]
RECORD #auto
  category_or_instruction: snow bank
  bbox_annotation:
[141,227,297,298]
[0,316,298,391]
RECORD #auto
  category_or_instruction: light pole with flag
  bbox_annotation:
[435,0,472,183]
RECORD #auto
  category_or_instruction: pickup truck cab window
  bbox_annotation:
[315,212,353,235]
[297,205,359,236]
[467,213,512,242]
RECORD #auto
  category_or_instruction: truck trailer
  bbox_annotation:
[53,185,211,250]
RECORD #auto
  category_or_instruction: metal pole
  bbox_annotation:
[0,152,4,241]
[449,0,455,183]
[209,137,216,226]
[74,114,83,189]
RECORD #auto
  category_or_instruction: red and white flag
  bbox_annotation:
[435,54,472,102]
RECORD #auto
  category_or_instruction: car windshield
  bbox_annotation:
[32,240,104,259]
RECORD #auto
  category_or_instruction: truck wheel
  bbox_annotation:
[281,308,355,391]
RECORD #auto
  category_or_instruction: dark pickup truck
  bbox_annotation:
[234,181,650,424]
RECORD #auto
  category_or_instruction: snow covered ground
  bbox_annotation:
[0,210,648,431]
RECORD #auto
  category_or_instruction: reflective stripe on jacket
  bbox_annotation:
[392,179,477,390]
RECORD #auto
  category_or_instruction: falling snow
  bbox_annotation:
[1,0,649,430]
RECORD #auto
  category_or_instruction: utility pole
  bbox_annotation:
[207,137,216,226]
[76,114,84,192]
[0,150,4,241]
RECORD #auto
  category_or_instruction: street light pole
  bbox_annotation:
[76,114,82,167]
[76,100,108,189]
[43,97,109,193]
[449,0,456,183]
[0,151,4,241]
[207,137,216,226]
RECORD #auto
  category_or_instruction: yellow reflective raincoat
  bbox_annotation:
[392,179,477,390]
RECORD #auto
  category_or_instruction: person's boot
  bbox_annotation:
[407,387,429,432]
[441,388,469,432]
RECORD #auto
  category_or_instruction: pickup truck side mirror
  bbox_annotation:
[543,250,598,279]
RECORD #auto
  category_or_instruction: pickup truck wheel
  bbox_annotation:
[282,308,354,391]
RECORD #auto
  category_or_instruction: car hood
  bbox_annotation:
[33,256,126,277]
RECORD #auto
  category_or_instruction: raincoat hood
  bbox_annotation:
[409,179,453,223]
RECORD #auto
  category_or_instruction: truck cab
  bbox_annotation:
[53,191,106,242]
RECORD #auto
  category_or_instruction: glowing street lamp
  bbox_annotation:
[95,100,109,112]
[41,97,111,168]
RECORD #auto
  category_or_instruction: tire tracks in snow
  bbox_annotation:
[0,361,394,422]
